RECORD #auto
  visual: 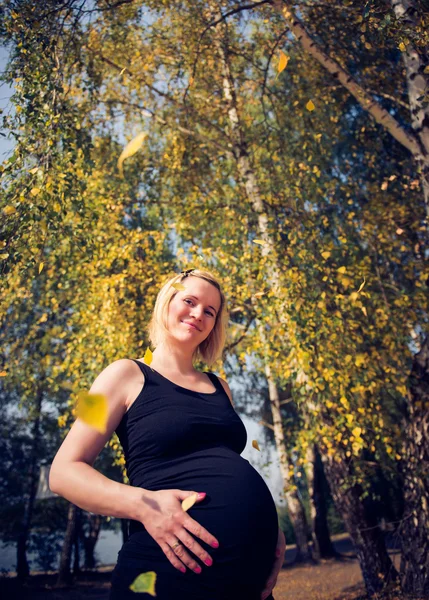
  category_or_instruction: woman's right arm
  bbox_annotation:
[49,359,219,574]
[49,359,146,521]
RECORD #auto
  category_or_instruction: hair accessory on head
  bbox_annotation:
[180,268,195,277]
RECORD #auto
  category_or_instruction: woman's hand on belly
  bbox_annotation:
[261,527,286,600]
[137,488,220,575]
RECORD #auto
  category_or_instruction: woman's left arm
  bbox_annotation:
[261,527,286,600]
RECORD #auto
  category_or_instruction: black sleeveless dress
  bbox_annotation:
[109,360,279,600]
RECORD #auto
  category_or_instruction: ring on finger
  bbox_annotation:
[171,540,182,551]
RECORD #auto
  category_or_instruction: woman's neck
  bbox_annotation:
[150,343,198,376]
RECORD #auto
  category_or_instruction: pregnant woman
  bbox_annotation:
[49,268,285,599]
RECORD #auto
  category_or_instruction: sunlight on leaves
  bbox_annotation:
[76,392,108,434]
[117,132,147,176]
[129,571,157,596]
[182,492,198,512]
[143,347,153,365]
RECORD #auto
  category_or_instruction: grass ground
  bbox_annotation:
[0,534,424,600]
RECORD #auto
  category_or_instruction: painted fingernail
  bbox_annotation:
[180,567,186,573]
[204,558,213,566]
[194,566,202,574]
[211,541,219,548]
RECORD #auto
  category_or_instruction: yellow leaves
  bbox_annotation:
[355,354,366,367]
[352,426,362,438]
[129,572,157,596]
[253,239,267,246]
[278,51,289,74]
[76,392,108,434]
[30,187,42,196]
[321,251,331,260]
[143,347,153,365]
[356,278,366,294]
[117,132,147,176]
[0,253,9,260]
[0,371,7,377]
[3,206,17,215]
[29,166,39,174]
[171,282,186,291]
[252,439,260,451]
[340,396,350,409]
[337,266,346,274]
[38,262,44,274]
[182,493,198,512]
[57,415,67,428]
[325,400,334,409]
[306,100,315,112]
[398,42,407,52]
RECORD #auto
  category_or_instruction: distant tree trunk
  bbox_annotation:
[322,452,397,596]
[264,360,313,562]
[398,335,429,595]
[305,444,336,559]
[121,518,129,545]
[56,503,78,587]
[16,387,43,580]
[80,513,102,569]
[73,507,82,575]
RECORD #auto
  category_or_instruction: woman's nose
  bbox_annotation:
[190,305,203,319]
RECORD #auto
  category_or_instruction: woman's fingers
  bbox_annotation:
[183,514,220,549]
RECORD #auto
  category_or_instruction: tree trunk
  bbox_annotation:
[322,452,397,596]
[56,503,78,587]
[73,507,81,575]
[80,513,102,569]
[264,359,313,562]
[398,335,429,595]
[305,444,336,560]
[16,387,43,580]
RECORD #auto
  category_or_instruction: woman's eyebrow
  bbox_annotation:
[187,294,218,314]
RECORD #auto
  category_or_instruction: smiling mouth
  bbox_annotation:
[182,321,200,331]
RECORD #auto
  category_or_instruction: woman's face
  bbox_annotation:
[166,276,221,346]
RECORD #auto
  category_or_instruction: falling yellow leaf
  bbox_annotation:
[337,266,346,274]
[0,371,7,377]
[38,262,44,274]
[182,493,198,512]
[129,571,157,596]
[172,282,186,291]
[306,100,315,112]
[361,306,367,316]
[252,439,260,451]
[143,347,153,365]
[3,206,17,215]
[352,426,362,438]
[253,291,265,299]
[356,278,366,293]
[278,51,289,74]
[398,42,406,52]
[30,187,41,196]
[253,239,267,246]
[321,251,331,260]
[117,132,147,176]
[76,392,108,434]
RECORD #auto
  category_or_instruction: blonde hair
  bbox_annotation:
[147,269,228,368]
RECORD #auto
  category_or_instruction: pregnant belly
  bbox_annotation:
[125,448,279,597]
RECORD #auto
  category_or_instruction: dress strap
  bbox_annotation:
[131,359,149,376]
[205,371,223,393]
